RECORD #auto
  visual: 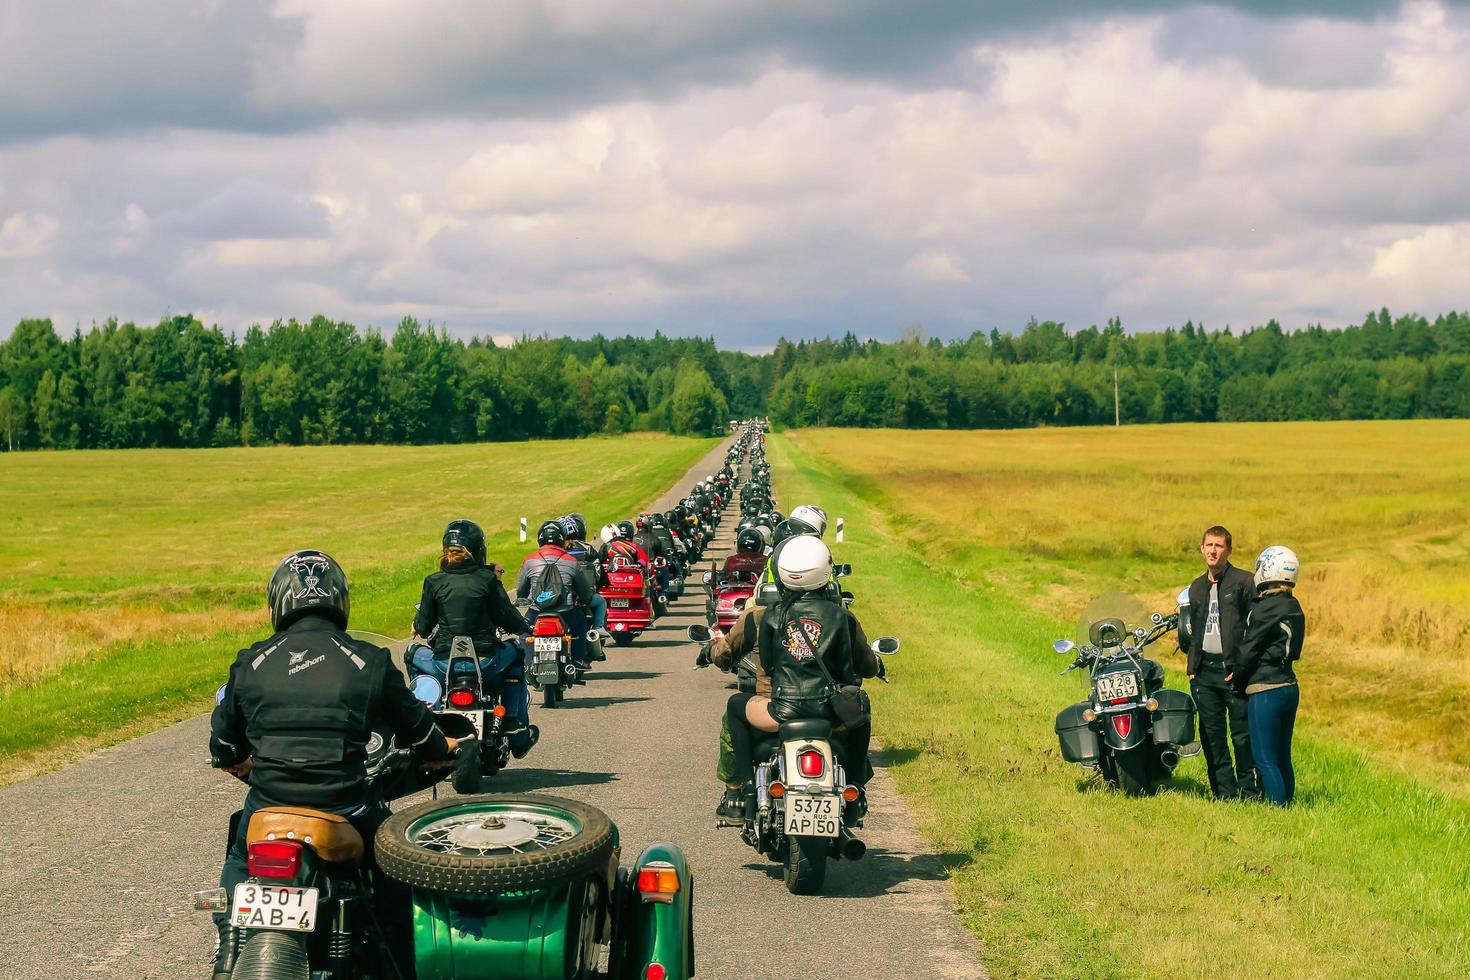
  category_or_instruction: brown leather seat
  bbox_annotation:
[247,806,365,865]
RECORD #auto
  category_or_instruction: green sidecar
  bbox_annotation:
[375,794,694,980]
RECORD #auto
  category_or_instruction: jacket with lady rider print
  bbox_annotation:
[758,590,862,704]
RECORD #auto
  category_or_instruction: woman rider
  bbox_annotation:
[411,519,537,757]
[723,536,879,819]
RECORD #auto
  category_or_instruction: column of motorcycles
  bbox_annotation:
[690,430,904,895]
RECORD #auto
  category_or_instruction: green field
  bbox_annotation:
[0,434,716,782]
[772,423,1470,979]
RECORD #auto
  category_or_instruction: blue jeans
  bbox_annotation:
[410,641,532,752]
[1247,684,1299,806]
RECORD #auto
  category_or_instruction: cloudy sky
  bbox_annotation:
[2,1,1467,348]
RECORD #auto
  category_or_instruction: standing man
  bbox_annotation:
[1179,525,1260,800]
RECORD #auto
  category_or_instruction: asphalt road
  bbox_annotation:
[0,438,987,979]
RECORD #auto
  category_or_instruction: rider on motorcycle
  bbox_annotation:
[516,520,604,669]
[722,527,768,583]
[410,520,538,757]
[209,550,458,979]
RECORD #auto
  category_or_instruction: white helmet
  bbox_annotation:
[599,523,621,544]
[775,536,832,591]
[1253,546,1299,589]
[789,504,828,537]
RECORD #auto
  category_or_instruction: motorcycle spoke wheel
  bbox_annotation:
[408,808,579,857]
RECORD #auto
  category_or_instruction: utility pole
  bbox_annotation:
[1113,365,1120,427]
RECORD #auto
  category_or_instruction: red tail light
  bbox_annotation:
[644,965,667,980]
[533,617,563,636]
[1111,714,1133,739]
[447,688,476,708]
[636,862,680,902]
[247,840,303,879]
[798,750,825,778]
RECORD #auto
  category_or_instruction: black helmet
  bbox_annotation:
[537,520,566,546]
[566,512,588,540]
[735,528,763,553]
[649,512,666,528]
[268,550,350,632]
[442,519,487,565]
[617,519,636,538]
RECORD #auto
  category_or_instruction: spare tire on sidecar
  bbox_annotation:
[376,794,694,980]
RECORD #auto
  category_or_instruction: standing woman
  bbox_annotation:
[1230,546,1305,806]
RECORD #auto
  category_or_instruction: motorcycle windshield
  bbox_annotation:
[1075,592,1148,652]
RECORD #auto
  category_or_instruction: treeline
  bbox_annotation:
[0,308,1466,450]
[0,316,759,450]
[766,312,1470,428]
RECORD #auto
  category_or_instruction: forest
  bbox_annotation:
[0,309,1466,450]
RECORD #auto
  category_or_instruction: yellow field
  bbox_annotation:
[794,420,1470,788]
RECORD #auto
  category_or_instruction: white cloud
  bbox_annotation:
[0,211,58,259]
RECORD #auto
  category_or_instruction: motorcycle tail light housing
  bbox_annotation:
[247,839,303,879]
[636,862,680,904]
[533,617,563,636]
[798,750,825,778]
[644,964,667,980]
[447,689,476,708]
[492,704,508,718]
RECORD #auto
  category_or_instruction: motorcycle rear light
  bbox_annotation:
[1145,697,1160,712]
[1082,708,1097,722]
[533,617,563,636]
[1112,714,1134,739]
[645,964,667,980]
[768,780,786,798]
[841,785,860,803]
[636,862,680,904]
[447,689,476,708]
[247,839,303,879]
[798,750,825,778]
[492,704,508,718]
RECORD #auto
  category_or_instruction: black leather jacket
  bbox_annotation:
[414,563,526,655]
[1179,563,1255,677]
[758,591,861,706]
[210,615,449,809]
[1234,591,1305,693]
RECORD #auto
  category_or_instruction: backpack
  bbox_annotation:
[531,559,569,612]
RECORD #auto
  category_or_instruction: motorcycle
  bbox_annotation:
[380,631,535,795]
[702,566,757,633]
[601,555,655,646]
[690,625,901,895]
[1052,593,1198,796]
[195,694,694,978]
[523,611,602,708]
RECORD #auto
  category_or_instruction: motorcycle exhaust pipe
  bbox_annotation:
[1159,747,1180,770]
[837,827,866,861]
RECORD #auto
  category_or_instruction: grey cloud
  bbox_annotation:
[1,0,1460,139]
[165,184,330,240]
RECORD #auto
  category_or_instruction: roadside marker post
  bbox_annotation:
[836,518,844,543]
[520,517,527,543]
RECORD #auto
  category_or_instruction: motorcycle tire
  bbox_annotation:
[376,794,616,894]
[783,835,828,895]
[612,633,635,647]
[451,742,483,795]
[542,684,561,708]
[231,930,309,980]
[1113,749,1156,797]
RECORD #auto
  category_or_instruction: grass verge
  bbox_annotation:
[771,430,1470,979]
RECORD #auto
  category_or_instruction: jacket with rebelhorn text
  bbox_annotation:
[210,615,449,809]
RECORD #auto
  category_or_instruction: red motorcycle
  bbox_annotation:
[704,563,760,632]
[601,555,655,646]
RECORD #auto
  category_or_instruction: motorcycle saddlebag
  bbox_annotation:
[1054,701,1101,766]
[1150,688,1196,746]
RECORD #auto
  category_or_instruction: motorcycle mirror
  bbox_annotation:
[215,683,229,705]
[841,590,855,606]
[871,636,901,656]
[410,674,443,707]
[1176,587,1191,607]
[834,563,853,578]
[687,625,714,643]
[702,571,714,585]
[1053,639,1076,655]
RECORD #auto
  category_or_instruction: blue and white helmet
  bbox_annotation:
[1253,546,1300,589]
